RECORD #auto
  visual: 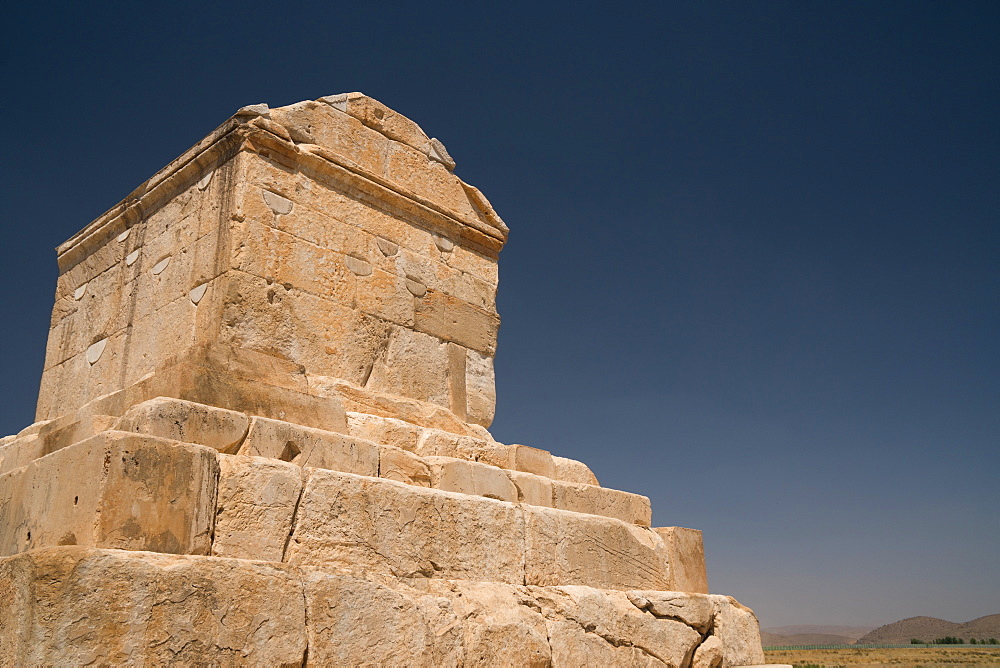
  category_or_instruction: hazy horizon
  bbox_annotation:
[3,1,998,628]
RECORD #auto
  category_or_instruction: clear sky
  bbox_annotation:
[2,1,997,628]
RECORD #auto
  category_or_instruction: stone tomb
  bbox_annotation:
[0,94,768,667]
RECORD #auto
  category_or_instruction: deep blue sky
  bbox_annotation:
[3,2,997,628]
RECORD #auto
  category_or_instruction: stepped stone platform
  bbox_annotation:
[0,93,769,666]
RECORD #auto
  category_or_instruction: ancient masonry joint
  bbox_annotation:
[0,93,772,667]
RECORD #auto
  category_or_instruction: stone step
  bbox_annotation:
[0,546,766,667]
[225,455,664,591]
[2,432,668,592]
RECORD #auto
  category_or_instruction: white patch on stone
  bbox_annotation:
[262,190,293,215]
[86,338,107,365]
[345,255,372,276]
[73,283,88,301]
[197,171,214,190]
[376,237,398,257]
[433,235,455,253]
[424,138,456,171]
[189,282,209,305]
[235,103,269,117]
[405,278,427,297]
[126,250,140,266]
[151,257,171,275]
[117,229,130,242]
[318,92,362,112]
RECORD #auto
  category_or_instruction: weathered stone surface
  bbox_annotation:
[507,469,554,507]
[693,635,725,668]
[0,414,116,474]
[0,547,307,665]
[424,456,518,502]
[212,454,302,561]
[552,454,600,486]
[378,444,432,486]
[534,585,702,667]
[709,595,767,667]
[415,427,514,468]
[116,396,249,453]
[655,526,710,593]
[553,479,652,526]
[346,410,423,450]
[286,468,525,582]
[513,443,556,478]
[0,431,217,557]
[523,506,669,591]
[627,590,714,633]
[239,415,379,476]
[303,571,462,666]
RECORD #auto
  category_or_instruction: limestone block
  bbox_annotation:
[540,585,702,667]
[0,547,307,665]
[507,469,554,507]
[0,414,116,474]
[416,428,514,469]
[379,445,431,487]
[626,591,714,633]
[513,444,556,478]
[116,397,249,453]
[414,289,499,355]
[523,506,668,591]
[383,142,479,219]
[234,219,358,306]
[239,416,379,476]
[303,572,462,666]
[0,431,217,557]
[355,266,415,326]
[270,100,389,177]
[423,456,518,502]
[220,270,394,388]
[693,635,724,668]
[552,454,600,486]
[655,526,710,593]
[319,92,431,155]
[546,620,664,667]
[346,410,423,451]
[708,595,766,667]
[465,348,496,427]
[419,580,552,667]
[553,480,652,526]
[326,378,484,437]
[285,468,525,583]
[212,454,302,561]
[365,327,451,409]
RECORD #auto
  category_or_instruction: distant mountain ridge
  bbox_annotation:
[856,615,1000,645]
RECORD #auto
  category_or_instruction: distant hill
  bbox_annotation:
[766,625,875,642]
[857,615,1000,644]
[761,631,857,646]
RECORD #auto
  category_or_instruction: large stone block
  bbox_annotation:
[285,468,525,582]
[709,595,767,667]
[0,431,217,557]
[655,526,710,593]
[0,547,307,666]
[553,479,652,526]
[523,506,668,591]
[212,454,302,561]
[424,456,518,502]
[238,415,379,476]
[115,396,250,453]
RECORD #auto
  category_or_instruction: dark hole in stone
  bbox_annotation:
[26,531,31,541]
[279,440,301,462]
[74,496,79,505]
